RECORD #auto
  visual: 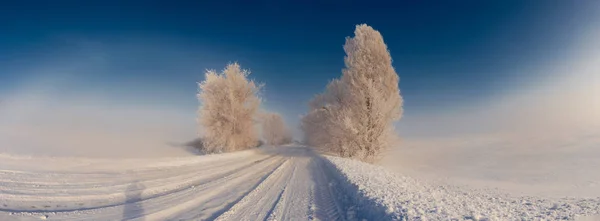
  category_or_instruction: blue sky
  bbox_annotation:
[1,1,600,146]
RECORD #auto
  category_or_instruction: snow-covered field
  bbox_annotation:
[328,156,600,220]
[0,146,347,220]
[381,134,600,199]
[1,145,599,220]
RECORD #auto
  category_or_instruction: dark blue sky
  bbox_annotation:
[1,0,598,130]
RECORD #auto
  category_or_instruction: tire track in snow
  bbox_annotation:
[264,161,297,221]
[0,153,270,189]
[92,155,287,220]
[0,154,285,220]
[0,146,353,221]
[266,156,312,221]
[165,157,290,220]
[310,158,346,221]
[0,154,277,213]
[215,147,347,221]
[213,158,295,221]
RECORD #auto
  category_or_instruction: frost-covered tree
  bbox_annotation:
[302,24,403,162]
[339,24,403,161]
[197,63,262,153]
[261,113,292,146]
[301,79,348,154]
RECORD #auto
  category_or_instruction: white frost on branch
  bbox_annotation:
[197,63,262,153]
[302,24,403,162]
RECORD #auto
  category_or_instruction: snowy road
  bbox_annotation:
[2,145,599,221]
[0,146,345,221]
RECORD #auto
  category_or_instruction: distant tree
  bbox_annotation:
[262,112,292,146]
[301,24,403,162]
[301,79,347,154]
[197,63,262,153]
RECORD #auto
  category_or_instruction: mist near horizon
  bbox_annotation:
[1,40,598,158]
[0,90,197,157]
[1,28,599,158]
[1,2,599,160]
[381,28,600,198]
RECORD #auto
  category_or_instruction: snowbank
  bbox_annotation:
[322,155,600,220]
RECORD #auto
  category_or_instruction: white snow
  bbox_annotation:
[326,155,600,220]
[0,146,344,221]
[1,145,598,220]
[381,134,600,198]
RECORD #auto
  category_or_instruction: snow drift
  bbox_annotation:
[323,155,600,220]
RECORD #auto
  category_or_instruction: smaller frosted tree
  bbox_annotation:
[301,79,348,154]
[197,63,262,153]
[262,113,292,146]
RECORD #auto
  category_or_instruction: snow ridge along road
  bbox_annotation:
[1,145,599,220]
[0,146,347,221]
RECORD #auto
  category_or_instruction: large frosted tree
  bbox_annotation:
[197,63,262,153]
[302,24,403,162]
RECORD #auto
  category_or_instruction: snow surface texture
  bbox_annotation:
[1,145,598,221]
[0,146,345,221]
[325,155,600,220]
[381,135,600,199]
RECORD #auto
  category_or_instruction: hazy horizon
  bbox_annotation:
[1,1,599,157]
